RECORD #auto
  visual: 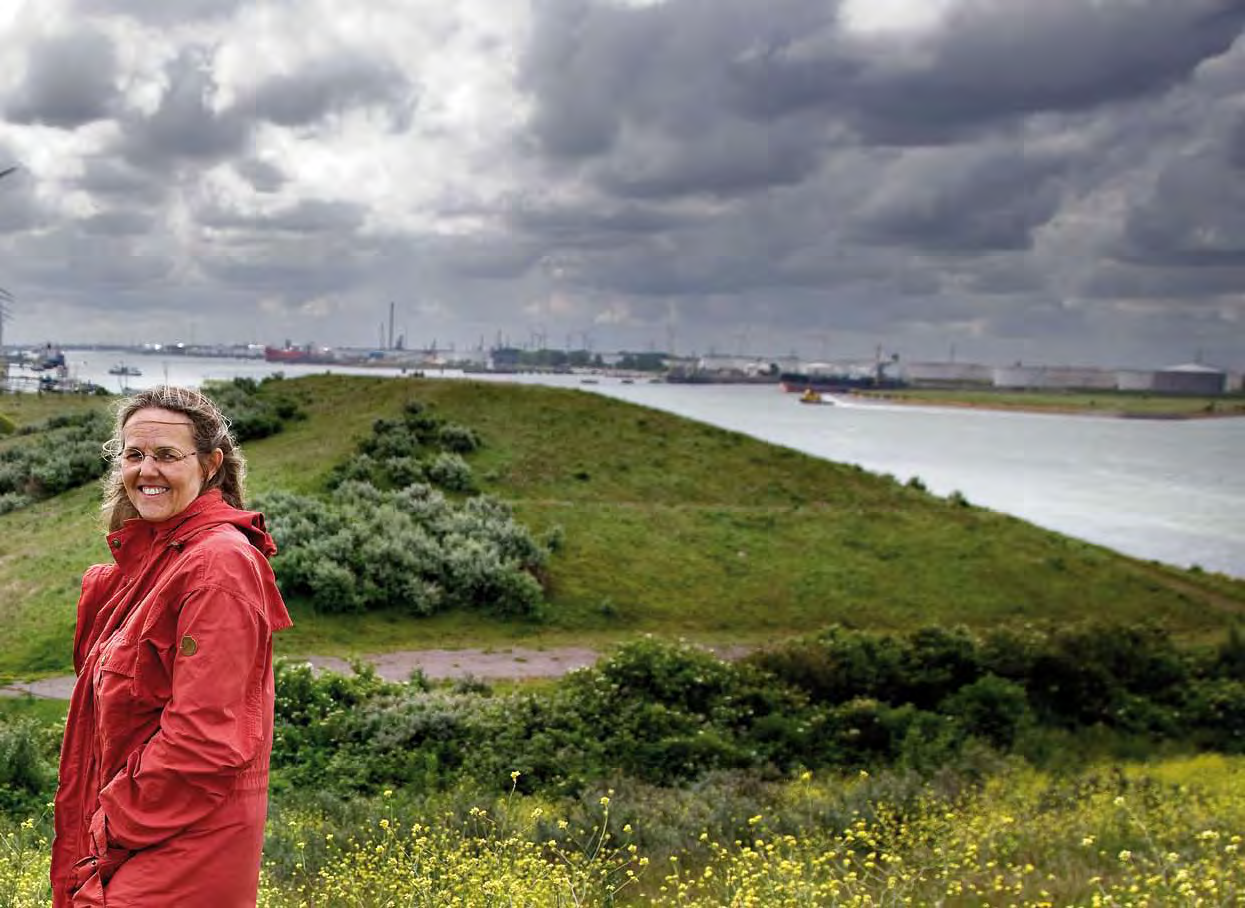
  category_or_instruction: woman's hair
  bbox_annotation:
[101,386,246,530]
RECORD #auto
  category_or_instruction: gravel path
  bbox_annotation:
[1,644,752,700]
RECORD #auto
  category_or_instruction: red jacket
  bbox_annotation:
[52,490,292,907]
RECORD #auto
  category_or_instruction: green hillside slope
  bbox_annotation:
[1,374,1242,674]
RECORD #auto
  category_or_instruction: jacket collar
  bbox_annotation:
[105,490,278,571]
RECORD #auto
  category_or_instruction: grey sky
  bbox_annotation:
[1,0,1243,368]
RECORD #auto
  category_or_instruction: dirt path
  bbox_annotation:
[0,648,601,700]
[2,644,753,700]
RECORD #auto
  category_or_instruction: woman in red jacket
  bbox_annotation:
[51,386,292,907]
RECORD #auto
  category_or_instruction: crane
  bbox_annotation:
[1,166,17,364]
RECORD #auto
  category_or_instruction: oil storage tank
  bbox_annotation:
[1153,363,1227,395]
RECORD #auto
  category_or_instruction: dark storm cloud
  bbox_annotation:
[240,56,416,130]
[958,256,1046,296]
[7,27,119,128]
[850,147,1068,252]
[233,159,287,193]
[197,198,366,235]
[1081,259,1245,301]
[508,0,1245,367]
[1113,96,1245,271]
[983,295,1090,343]
[506,197,700,247]
[1229,114,1245,169]
[190,199,374,295]
[197,229,372,293]
[73,0,249,25]
[12,226,176,290]
[74,157,170,207]
[1120,151,1245,268]
[522,0,834,195]
[523,0,1245,195]
[118,49,251,171]
[594,114,826,199]
[79,209,156,237]
[415,233,545,281]
[732,0,1245,144]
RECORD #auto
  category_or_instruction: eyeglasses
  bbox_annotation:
[117,447,199,466]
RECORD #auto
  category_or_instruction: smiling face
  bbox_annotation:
[120,407,223,523]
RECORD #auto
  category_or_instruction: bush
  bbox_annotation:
[1025,623,1191,728]
[750,626,906,705]
[202,376,305,442]
[271,659,406,788]
[0,410,111,501]
[259,483,550,618]
[438,423,481,453]
[334,404,481,493]
[264,624,1245,802]
[1181,679,1245,752]
[0,717,56,815]
[940,674,1033,749]
[1216,623,1245,682]
[426,452,475,493]
[0,492,32,515]
[898,625,984,709]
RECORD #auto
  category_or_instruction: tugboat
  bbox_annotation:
[799,388,831,405]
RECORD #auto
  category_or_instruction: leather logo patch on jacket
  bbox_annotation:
[180,635,198,657]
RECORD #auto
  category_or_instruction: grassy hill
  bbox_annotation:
[1,373,1243,676]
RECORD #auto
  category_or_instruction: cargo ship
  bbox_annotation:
[779,371,906,393]
[263,344,338,364]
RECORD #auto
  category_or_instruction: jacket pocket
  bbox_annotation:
[133,640,174,704]
[94,641,139,753]
[70,856,107,907]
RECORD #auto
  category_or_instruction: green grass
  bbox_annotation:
[0,392,109,431]
[0,696,68,725]
[2,374,1243,676]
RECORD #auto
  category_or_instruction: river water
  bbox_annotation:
[16,349,1244,578]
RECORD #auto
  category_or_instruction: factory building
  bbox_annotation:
[1115,370,1157,391]
[903,361,994,387]
[992,365,1048,389]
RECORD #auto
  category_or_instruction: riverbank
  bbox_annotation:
[850,388,1245,419]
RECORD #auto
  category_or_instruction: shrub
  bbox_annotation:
[1216,622,1245,682]
[0,410,111,500]
[337,405,481,493]
[259,483,550,617]
[0,717,56,815]
[750,626,905,705]
[940,674,1033,749]
[271,659,406,788]
[437,423,481,453]
[202,376,305,442]
[265,624,1245,802]
[1025,622,1191,728]
[426,452,475,493]
[898,625,984,709]
[0,492,32,515]
[551,638,809,784]
[1181,678,1245,753]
